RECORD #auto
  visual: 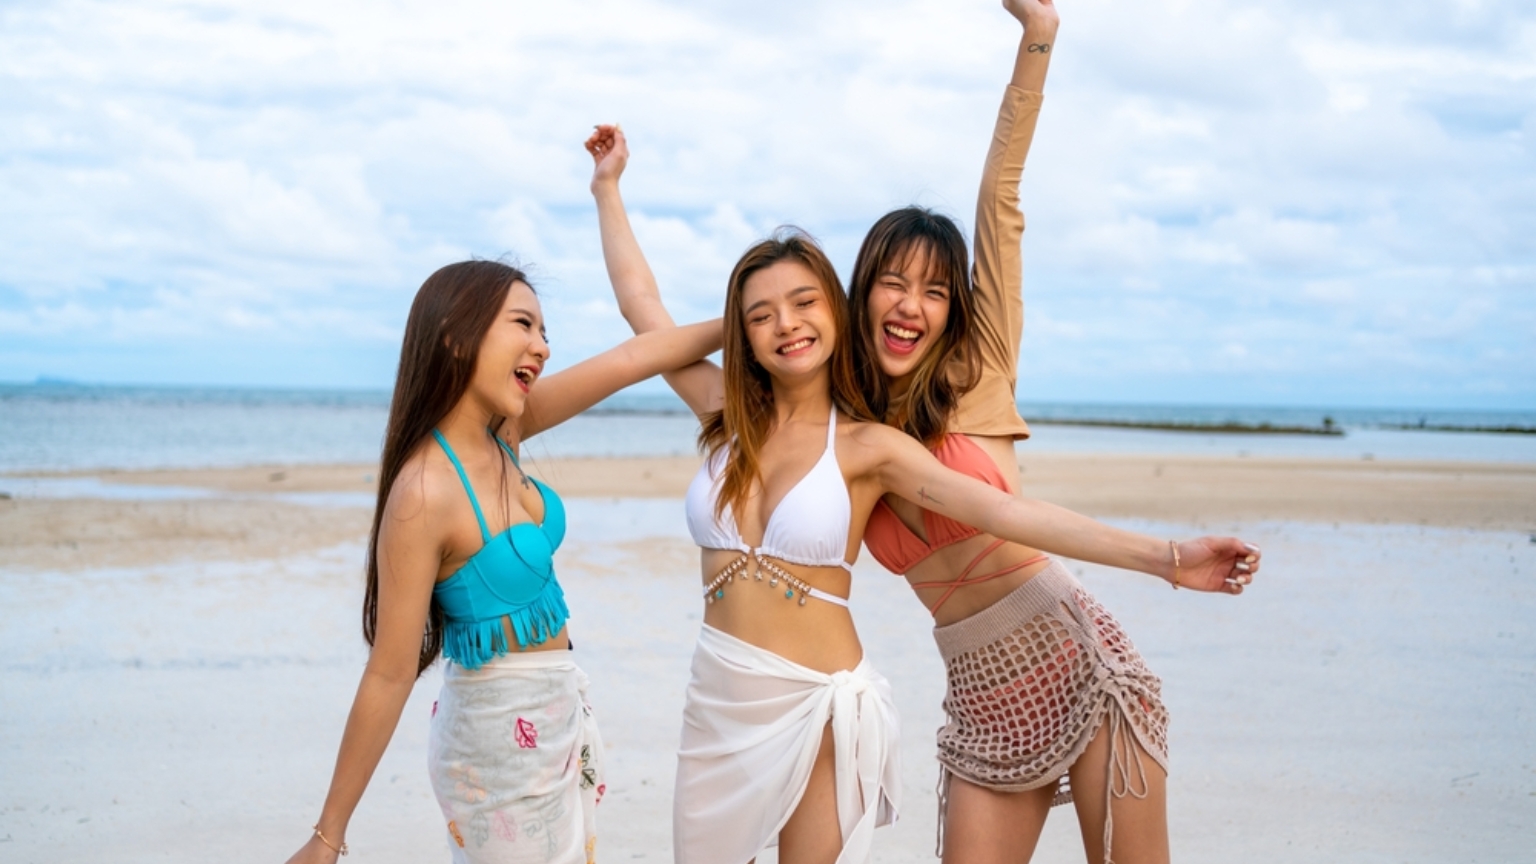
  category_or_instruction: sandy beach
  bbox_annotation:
[3,451,1534,862]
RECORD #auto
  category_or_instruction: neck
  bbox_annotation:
[887,369,916,406]
[438,395,518,453]
[769,366,835,427]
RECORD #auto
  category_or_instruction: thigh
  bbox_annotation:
[1067,718,1169,864]
[777,722,842,864]
[940,774,1054,864]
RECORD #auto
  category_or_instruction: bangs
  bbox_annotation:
[874,215,969,297]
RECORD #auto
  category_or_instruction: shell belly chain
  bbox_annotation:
[703,551,818,607]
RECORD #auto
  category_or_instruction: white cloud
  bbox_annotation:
[0,0,1531,406]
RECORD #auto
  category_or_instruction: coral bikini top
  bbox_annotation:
[430,430,569,669]
[863,433,1014,574]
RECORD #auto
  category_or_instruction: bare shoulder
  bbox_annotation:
[840,418,924,473]
[382,444,460,532]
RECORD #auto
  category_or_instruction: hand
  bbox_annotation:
[1172,537,1260,595]
[283,834,342,864]
[1003,0,1059,33]
[585,123,629,193]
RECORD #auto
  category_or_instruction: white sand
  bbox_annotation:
[2,468,1535,861]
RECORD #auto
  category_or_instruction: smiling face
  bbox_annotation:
[740,260,837,383]
[465,280,550,420]
[866,241,953,382]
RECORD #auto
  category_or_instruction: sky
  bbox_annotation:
[1,0,1533,409]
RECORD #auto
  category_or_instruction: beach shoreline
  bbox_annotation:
[3,452,1532,574]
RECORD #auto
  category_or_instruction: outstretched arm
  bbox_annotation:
[955,0,1059,436]
[586,124,724,417]
[519,319,723,440]
[866,425,1259,593]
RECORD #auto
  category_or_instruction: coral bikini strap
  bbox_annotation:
[910,539,1049,616]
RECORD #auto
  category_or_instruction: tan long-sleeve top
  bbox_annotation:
[950,86,1042,440]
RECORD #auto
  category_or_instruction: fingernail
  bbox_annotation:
[1244,543,1259,551]
[1236,562,1251,572]
[1245,554,1257,564]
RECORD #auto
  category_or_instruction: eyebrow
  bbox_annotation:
[745,285,819,314]
[508,306,541,320]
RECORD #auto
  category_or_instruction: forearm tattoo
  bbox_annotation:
[918,487,944,506]
[1027,43,1051,54]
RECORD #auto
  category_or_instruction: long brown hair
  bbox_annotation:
[698,228,874,519]
[364,260,528,677]
[848,207,980,446]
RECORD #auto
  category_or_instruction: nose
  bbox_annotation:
[894,286,922,316]
[531,332,551,361]
[775,306,802,336]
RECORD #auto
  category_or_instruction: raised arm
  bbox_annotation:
[952,0,1058,436]
[586,124,724,417]
[518,319,723,440]
[285,475,442,864]
[860,423,1259,593]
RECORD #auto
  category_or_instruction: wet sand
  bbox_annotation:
[2,453,1534,862]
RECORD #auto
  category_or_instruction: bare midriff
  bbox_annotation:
[904,532,1052,627]
[699,548,863,674]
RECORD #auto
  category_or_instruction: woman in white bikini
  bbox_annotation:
[583,125,1261,864]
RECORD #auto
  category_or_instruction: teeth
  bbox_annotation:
[885,324,920,341]
[778,339,812,354]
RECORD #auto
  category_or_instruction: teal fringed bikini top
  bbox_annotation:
[430,429,569,670]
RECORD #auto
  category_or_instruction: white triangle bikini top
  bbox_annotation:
[685,409,856,579]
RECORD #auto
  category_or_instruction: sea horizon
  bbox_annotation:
[4,380,1536,473]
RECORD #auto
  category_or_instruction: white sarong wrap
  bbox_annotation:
[428,651,605,864]
[674,625,901,864]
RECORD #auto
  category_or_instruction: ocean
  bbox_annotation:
[3,382,1535,473]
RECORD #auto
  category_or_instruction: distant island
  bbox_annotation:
[1028,418,1345,436]
[1378,422,1536,435]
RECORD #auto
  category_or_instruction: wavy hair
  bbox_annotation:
[848,207,980,446]
[364,260,528,677]
[699,228,874,520]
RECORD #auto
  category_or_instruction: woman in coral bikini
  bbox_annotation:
[850,2,1259,863]
[584,109,1260,863]
[282,260,721,864]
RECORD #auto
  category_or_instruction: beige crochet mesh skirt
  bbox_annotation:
[931,560,1169,814]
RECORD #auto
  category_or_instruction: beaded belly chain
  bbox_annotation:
[702,550,848,609]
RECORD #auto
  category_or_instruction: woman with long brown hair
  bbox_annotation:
[282,260,721,864]
[849,3,1256,863]
[585,118,1260,864]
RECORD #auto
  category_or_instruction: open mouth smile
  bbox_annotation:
[513,365,540,392]
[881,322,923,355]
[777,337,815,356]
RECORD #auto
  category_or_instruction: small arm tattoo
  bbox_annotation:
[918,487,945,506]
[1027,43,1051,54]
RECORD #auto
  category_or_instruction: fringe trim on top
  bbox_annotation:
[443,579,570,670]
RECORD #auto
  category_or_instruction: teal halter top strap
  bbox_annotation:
[429,429,570,669]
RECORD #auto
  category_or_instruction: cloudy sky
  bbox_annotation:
[1,0,1532,409]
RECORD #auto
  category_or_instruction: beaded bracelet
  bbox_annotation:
[313,824,349,857]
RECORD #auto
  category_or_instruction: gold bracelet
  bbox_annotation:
[1168,540,1181,590]
[313,824,349,857]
